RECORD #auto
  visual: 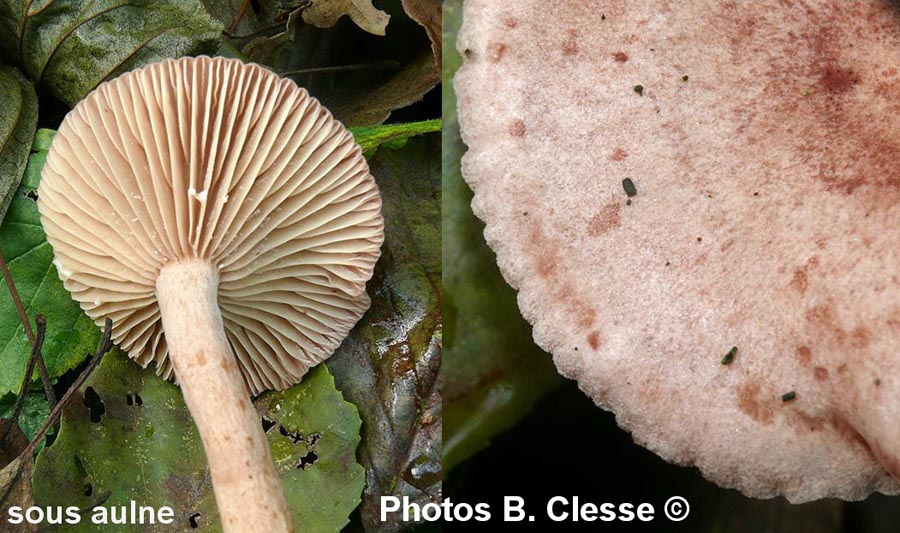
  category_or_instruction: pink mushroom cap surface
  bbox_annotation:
[456,0,900,501]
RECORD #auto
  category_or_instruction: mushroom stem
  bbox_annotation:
[156,260,292,532]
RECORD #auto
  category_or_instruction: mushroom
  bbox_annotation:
[456,0,900,501]
[37,56,384,530]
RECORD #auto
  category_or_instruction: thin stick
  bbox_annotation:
[226,0,251,35]
[281,61,401,77]
[0,315,46,443]
[0,246,58,410]
[18,318,113,457]
[0,247,33,343]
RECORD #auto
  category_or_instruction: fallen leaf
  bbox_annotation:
[401,0,440,70]
[0,65,36,221]
[328,133,441,531]
[333,48,439,127]
[238,0,438,126]
[0,147,102,396]
[0,0,222,106]
[32,350,364,531]
[0,419,34,532]
[0,425,36,533]
[302,0,390,36]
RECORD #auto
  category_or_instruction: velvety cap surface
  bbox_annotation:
[456,0,900,501]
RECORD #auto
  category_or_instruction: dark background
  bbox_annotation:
[444,380,900,532]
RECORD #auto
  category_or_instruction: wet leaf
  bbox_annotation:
[0,141,102,396]
[302,0,390,36]
[32,350,364,531]
[328,133,441,531]
[0,65,37,222]
[441,0,564,472]
[0,0,222,106]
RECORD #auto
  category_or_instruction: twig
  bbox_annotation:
[226,0,251,35]
[281,61,401,77]
[0,315,46,443]
[224,1,313,39]
[0,248,33,343]
[0,246,58,410]
[17,318,114,458]
[224,22,284,40]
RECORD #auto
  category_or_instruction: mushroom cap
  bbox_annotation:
[38,56,384,394]
[456,0,900,501]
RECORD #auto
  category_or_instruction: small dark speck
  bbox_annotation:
[574,347,579,351]
[601,14,606,20]
[622,178,637,197]
[633,84,644,96]
[523,211,528,216]
[875,378,882,386]
[682,75,689,82]
[626,199,632,206]
[649,48,655,52]
[696,237,703,242]
[721,346,737,365]
[753,192,759,196]
[781,391,797,402]
[665,261,671,266]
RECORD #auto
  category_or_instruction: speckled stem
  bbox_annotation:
[156,260,292,533]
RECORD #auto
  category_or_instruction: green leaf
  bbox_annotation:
[0,138,102,396]
[33,350,364,532]
[0,390,49,443]
[260,366,366,532]
[22,122,438,531]
[0,65,37,222]
[350,118,442,154]
[441,0,564,472]
[0,0,222,106]
[20,129,54,192]
[328,133,441,531]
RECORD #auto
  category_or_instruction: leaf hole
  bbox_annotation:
[83,387,105,423]
[249,0,261,14]
[261,416,276,433]
[297,450,318,470]
[126,393,143,407]
[188,512,201,529]
[83,483,93,497]
[24,190,38,201]
[278,425,304,444]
